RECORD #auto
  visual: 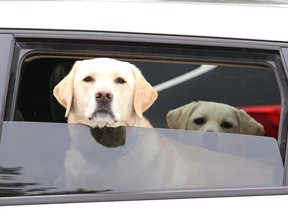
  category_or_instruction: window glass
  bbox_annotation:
[0,122,283,196]
[1,45,284,198]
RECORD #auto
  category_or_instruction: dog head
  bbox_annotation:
[166,101,265,136]
[53,58,158,128]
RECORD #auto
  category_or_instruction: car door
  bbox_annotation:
[0,30,287,205]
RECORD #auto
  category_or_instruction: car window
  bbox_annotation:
[0,35,285,203]
[0,122,283,196]
[15,57,281,138]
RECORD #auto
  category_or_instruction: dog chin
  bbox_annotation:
[86,120,123,128]
[85,111,121,128]
[87,110,114,120]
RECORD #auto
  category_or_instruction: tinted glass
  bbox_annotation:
[0,122,283,197]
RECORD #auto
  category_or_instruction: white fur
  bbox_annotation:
[53,58,158,128]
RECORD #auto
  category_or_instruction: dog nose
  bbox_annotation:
[95,91,113,101]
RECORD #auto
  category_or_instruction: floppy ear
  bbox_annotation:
[237,109,265,136]
[53,61,79,117]
[166,101,198,129]
[132,65,158,119]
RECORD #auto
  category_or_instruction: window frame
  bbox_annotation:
[1,30,288,205]
[0,34,14,141]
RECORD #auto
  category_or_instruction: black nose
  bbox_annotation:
[95,91,113,102]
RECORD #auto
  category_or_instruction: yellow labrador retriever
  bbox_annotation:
[167,101,265,136]
[53,58,158,128]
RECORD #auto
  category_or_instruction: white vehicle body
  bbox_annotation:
[1,1,288,42]
[1,0,288,215]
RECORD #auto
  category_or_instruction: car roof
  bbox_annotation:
[1,0,288,42]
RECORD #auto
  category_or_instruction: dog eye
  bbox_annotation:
[115,77,126,84]
[221,122,233,129]
[193,118,205,125]
[83,76,94,82]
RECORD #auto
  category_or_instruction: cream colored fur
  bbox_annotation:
[167,101,265,136]
[53,58,158,128]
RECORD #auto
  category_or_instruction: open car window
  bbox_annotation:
[0,34,286,204]
[15,58,281,138]
[137,61,280,138]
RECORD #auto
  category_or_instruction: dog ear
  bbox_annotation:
[166,101,198,129]
[237,109,265,136]
[53,61,79,117]
[132,65,158,119]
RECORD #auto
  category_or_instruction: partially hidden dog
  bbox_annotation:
[53,58,158,128]
[167,101,265,136]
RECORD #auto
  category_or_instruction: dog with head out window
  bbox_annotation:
[53,57,158,129]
